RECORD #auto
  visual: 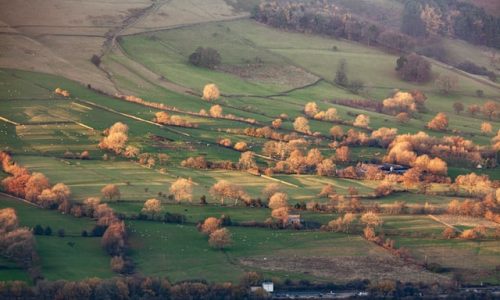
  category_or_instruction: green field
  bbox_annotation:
[0,194,114,281]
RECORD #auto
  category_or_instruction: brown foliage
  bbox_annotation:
[101,184,121,201]
[202,84,220,101]
[201,217,221,235]
[101,221,126,255]
[208,228,231,249]
[169,178,194,202]
[268,192,288,210]
[142,198,161,215]
[335,146,350,162]
[427,113,448,131]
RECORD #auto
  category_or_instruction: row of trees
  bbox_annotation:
[401,0,500,49]
[1,152,72,209]
[253,1,416,52]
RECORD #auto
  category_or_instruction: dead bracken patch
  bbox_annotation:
[217,64,319,89]
[239,255,451,284]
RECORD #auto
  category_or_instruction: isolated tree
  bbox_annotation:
[99,122,129,154]
[293,117,310,134]
[169,178,194,202]
[304,102,319,117]
[436,74,458,94]
[268,192,288,210]
[334,59,348,86]
[209,105,223,118]
[200,217,220,235]
[234,141,248,152]
[202,84,220,101]
[353,114,369,128]
[427,112,448,131]
[396,112,410,123]
[209,228,231,249]
[482,101,498,120]
[453,102,464,115]
[262,183,281,200]
[142,198,161,216]
[335,146,350,162]
[189,47,221,69]
[101,184,121,201]
[481,122,493,134]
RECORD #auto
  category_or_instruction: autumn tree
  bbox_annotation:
[319,184,335,198]
[154,111,170,124]
[209,105,223,118]
[99,122,129,154]
[271,118,282,129]
[0,208,18,233]
[271,207,289,223]
[142,198,161,216]
[268,192,288,210]
[304,102,319,117]
[25,173,50,202]
[442,227,457,239]
[293,117,310,134]
[101,221,126,255]
[335,146,350,162]
[200,217,220,235]
[202,84,220,101]
[427,112,448,131]
[353,114,370,128]
[361,211,383,228]
[382,91,416,114]
[169,178,194,202]
[453,102,464,115]
[238,151,257,170]
[482,101,498,120]
[330,126,344,140]
[468,104,480,116]
[210,180,247,205]
[101,184,121,201]
[233,141,248,152]
[208,228,231,249]
[481,122,493,134]
[396,112,410,123]
[317,159,336,176]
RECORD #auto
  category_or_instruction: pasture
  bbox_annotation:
[0,194,114,281]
